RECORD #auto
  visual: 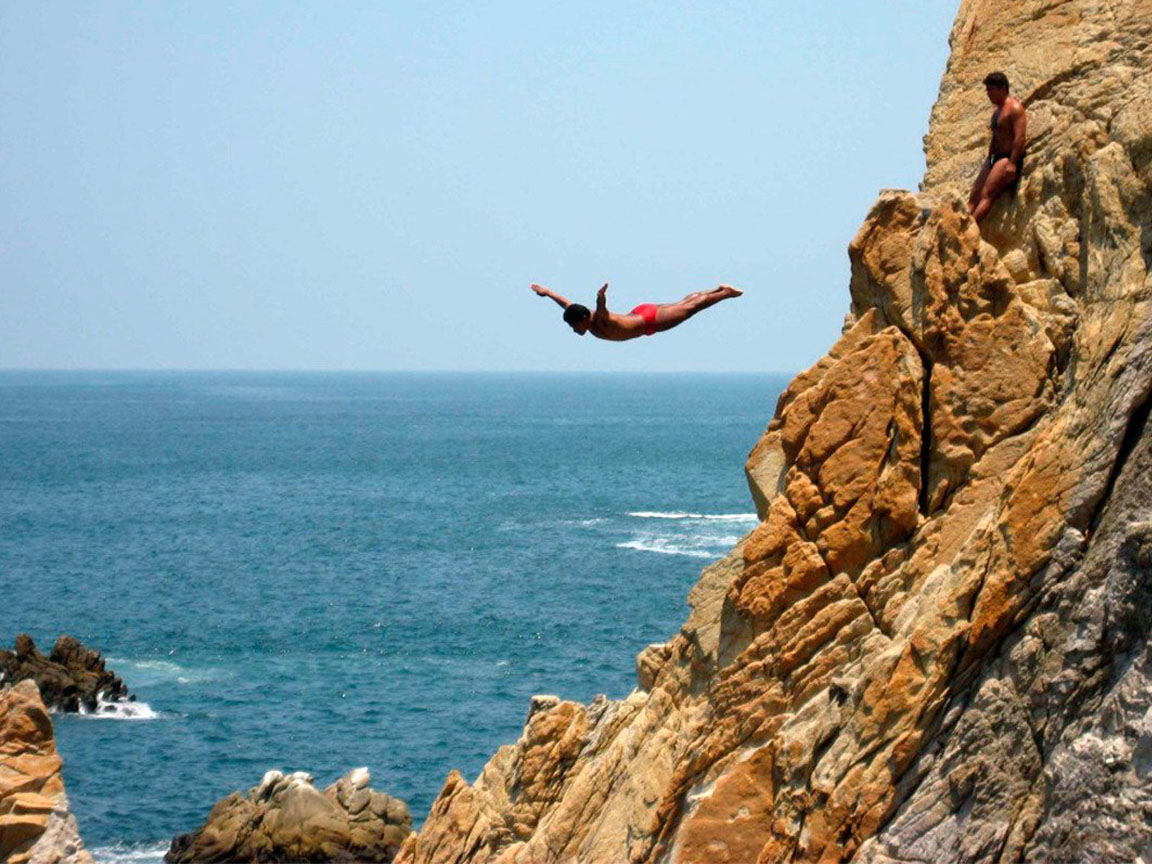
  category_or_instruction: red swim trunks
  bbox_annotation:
[630,303,659,336]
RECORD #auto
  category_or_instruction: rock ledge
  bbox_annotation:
[166,767,412,863]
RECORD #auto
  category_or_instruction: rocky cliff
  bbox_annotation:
[399,1,1152,862]
[0,681,91,864]
[0,635,130,714]
[166,768,412,863]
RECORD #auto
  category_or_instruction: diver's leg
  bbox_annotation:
[653,286,742,332]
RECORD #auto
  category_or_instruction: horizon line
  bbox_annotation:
[0,367,798,376]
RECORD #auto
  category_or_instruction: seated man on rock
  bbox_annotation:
[968,70,1027,223]
[531,282,742,341]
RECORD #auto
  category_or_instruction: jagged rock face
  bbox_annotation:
[0,635,130,714]
[400,1,1152,862]
[0,681,92,864]
[165,768,412,863]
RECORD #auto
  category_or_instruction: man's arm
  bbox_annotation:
[1010,103,1027,163]
[531,283,571,311]
[593,283,610,324]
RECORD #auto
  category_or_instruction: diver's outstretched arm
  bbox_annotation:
[531,283,571,310]
[593,283,610,325]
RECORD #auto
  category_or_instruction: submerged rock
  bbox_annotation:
[0,680,92,864]
[0,635,130,714]
[166,768,412,863]
[400,2,1152,862]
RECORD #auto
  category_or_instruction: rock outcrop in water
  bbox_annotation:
[0,680,91,864]
[165,768,412,863]
[399,1,1152,862]
[0,635,129,714]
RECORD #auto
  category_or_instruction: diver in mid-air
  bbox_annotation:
[531,282,742,341]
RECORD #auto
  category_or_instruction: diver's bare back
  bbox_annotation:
[589,312,646,341]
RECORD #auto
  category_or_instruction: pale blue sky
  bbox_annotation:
[1,2,960,372]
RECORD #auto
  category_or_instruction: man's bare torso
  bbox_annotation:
[589,311,646,341]
[991,96,1024,156]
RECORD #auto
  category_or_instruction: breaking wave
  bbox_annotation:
[77,694,162,721]
[615,539,717,558]
[616,534,742,559]
[627,511,757,522]
[105,657,231,686]
[90,841,169,864]
[615,510,755,559]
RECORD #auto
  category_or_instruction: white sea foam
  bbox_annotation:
[77,694,162,721]
[90,841,169,864]
[627,511,758,522]
[106,656,230,686]
[711,535,742,547]
[616,539,721,559]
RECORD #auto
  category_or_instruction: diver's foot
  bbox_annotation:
[719,285,744,298]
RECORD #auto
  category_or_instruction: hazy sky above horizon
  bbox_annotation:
[2,2,961,372]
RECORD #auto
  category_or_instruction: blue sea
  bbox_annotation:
[0,371,786,863]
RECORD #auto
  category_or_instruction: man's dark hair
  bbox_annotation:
[983,71,1009,91]
[563,304,591,325]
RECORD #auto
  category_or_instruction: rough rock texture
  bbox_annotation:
[0,681,92,864]
[0,635,130,714]
[400,1,1152,862]
[165,768,412,863]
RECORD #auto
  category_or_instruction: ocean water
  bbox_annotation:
[0,371,787,863]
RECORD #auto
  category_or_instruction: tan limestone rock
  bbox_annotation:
[0,681,92,864]
[165,768,412,863]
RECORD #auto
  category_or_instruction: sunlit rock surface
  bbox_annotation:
[0,681,92,864]
[165,767,412,863]
[399,1,1152,861]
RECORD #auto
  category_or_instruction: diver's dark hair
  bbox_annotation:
[983,71,1009,91]
[563,304,591,325]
